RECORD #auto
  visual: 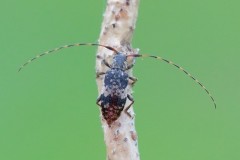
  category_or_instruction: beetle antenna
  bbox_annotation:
[128,54,216,109]
[18,43,119,72]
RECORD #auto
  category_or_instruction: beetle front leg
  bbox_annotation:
[125,63,134,71]
[102,59,111,68]
[124,94,135,118]
[97,55,111,68]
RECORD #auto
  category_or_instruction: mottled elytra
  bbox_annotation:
[19,43,216,125]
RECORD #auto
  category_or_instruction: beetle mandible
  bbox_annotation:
[19,43,216,126]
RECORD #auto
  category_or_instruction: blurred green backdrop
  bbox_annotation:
[1,0,239,159]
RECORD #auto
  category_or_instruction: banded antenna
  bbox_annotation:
[127,54,216,109]
[18,43,119,72]
[19,43,216,108]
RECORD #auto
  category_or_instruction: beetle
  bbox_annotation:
[19,43,216,126]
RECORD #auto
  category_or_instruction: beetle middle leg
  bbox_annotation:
[126,61,138,85]
[124,94,135,118]
[96,71,106,78]
[128,76,138,85]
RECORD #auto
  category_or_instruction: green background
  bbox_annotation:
[1,0,239,159]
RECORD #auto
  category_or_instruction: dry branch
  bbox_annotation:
[96,0,140,159]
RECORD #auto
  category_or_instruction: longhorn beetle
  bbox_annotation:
[19,43,216,126]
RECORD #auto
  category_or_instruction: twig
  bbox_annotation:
[96,0,140,159]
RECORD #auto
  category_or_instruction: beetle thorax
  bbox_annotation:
[111,53,127,70]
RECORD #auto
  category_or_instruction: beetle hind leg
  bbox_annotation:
[96,97,102,108]
[124,94,135,118]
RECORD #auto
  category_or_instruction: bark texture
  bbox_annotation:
[95,0,140,160]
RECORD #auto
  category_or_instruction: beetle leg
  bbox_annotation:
[124,94,135,118]
[102,59,111,68]
[96,71,106,78]
[97,55,111,68]
[128,76,138,85]
[96,97,102,108]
